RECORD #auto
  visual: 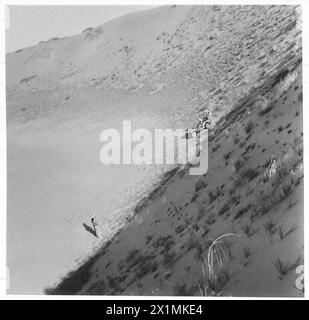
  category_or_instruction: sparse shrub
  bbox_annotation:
[287,197,298,209]
[279,183,293,201]
[198,233,240,296]
[175,224,185,234]
[195,179,207,192]
[197,205,207,220]
[231,177,245,191]
[126,249,139,264]
[278,225,297,240]
[205,213,216,225]
[201,227,210,238]
[262,197,276,215]
[233,135,240,144]
[264,220,277,238]
[212,144,220,153]
[243,247,252,259]
[191,192,199,203]
[242,224,257,237]
[218,201,231,216]
[86,280,106,295]
[145,235,153,245]
[20,74,37,84]
[135,255,158,278]
[234,158,245,173]
[234,204,251,220]
[254,95,270,116]
[163,251,176,268]
[208,191,217,204]
[263,155,281,182]
[240,167,260,181]
[250,205,260,222]
[224,151,233,161]
[107,275,121,291]
[173,282,196,296]
[153,235,175,251]
[245,121,255,134]
[273,256,302,280]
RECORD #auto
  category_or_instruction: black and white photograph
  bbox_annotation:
[2,2,305,298]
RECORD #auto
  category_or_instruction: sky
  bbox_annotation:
[5,5,158,53]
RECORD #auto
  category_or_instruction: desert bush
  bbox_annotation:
[233,157,246,173]
[195,179,207,192]
[233,136,240,144]
[163,251,176,268]
[135,255,158,278]
[191,192,199,203]
[279,183,293,201]
[278,225,297,240]
[153,235,175,251]
[245,121,255,134]
[258,197,273,215]
[274,70,298,98]
[243,247,252,259]
[218,201,231,216]
[173,282,197,296]
[107,275,121,291]
[198,234,240,296]
[126,249,139,263]
[223,151,233,161]
[234,204,251,220]
[86,280,106,295]
[273,256,302,280]
[205,213,216,225]
[240,167,260,181]
[242,224,257,237]
[254,95,269,115]
[208,191,217,204]
[197,205,207,220]
[264,220,277,238]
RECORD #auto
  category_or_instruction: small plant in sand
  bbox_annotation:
[263,154,281,182]
[173,282,196,296]
[242,223,258,237]
[234,157,245,173]
[244,121,255,135]
[197,233,240,296]
[254,95,270,115]
[264,220,278,239]
[240,167,260,182]
[278,225,297,241]
[195,179,207,192]
[243,246,252,259]
[273,256,302,280]
[279,183,293,201]
[208,190,217,204]
[287,197,298,209]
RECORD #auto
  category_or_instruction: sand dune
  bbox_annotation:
[47,58,303,296]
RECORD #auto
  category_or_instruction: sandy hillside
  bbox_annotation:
[6,5,302,294]
[47,57,303,296]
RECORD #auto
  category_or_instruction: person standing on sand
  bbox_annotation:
[90,214,101,239]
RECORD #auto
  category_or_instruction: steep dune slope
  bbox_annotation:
[48,58,303,296]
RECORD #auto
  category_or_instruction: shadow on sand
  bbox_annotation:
[82,223,96,237]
